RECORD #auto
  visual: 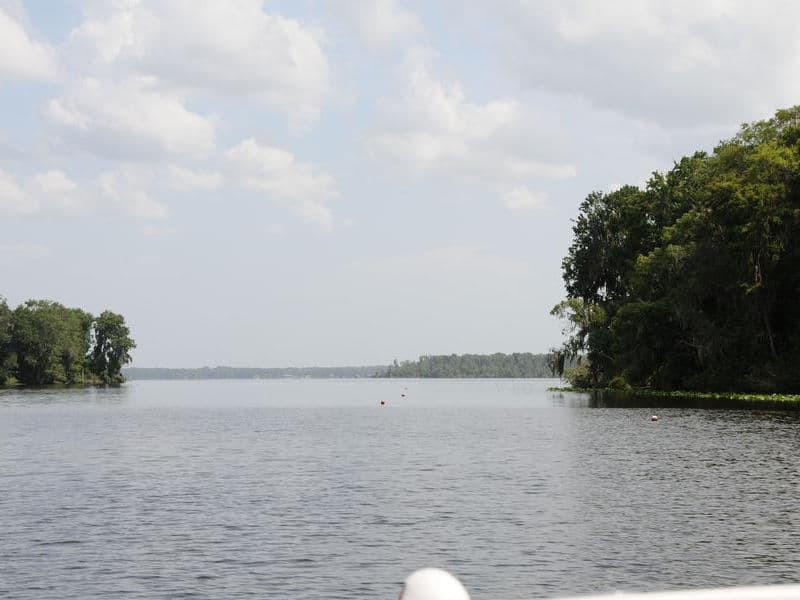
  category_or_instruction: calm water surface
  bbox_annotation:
[2,379,800,599]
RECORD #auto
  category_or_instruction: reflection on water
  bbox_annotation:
[0,384,130,406]
[1,379,800,600]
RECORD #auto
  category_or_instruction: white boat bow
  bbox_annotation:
[400,569,800,600]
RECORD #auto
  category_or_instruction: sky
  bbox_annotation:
[1,0,800,368]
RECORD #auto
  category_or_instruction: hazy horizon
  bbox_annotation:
[123,350,554,370]
[2,1,799,367]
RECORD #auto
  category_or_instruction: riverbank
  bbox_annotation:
[549,386,800,406]
[0,377,124,389]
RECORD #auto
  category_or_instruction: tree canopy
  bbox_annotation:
[379,353,564,378]
[553,106,800,392]
[0,296,135,386]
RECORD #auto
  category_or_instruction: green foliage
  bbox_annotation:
[563,364,594,388]
[547,347,566,377]
[0,297,135,387]
[607,375,632,392]
[379,353,563,378]
[11,300,93,385]
[553,105,800,392]
[0,296,13,385]
[550,298,609,383]
[90,311,136,385]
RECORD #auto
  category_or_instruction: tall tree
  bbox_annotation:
[11,300,92,385]
[90,311,136,384]
[554,105,800,392]
[0,296,13,384]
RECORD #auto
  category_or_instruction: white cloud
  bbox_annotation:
[0,6,58,82]
[46,77,215,160]
[496,0,800,127]
[368,48,576,184]
[96,168,168,220]
[25,170,92,214]
[0,166,168,220]
[225,138,337,230]
[7,163,226,222]
[66,0,331,129]
[334,0,423,50]
[0,169,38,215]
[168,165,223,192]
[503,186,548,212]
[0,169,94,216]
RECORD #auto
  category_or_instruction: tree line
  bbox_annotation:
[551,106,800,393]
[379,353,563,378]
[0,296,135,386]
[124,365,385,380]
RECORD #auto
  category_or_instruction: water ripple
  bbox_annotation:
[2,379,800,599]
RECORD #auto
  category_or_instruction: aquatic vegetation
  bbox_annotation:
[548,385,800,405]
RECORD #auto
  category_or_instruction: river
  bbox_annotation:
[2,379,799,599]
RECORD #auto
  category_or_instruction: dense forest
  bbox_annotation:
[379,353,559,378]
[124,365,385,380]
[0,296,135,386]
[551,106,800,393]
[125,356,558,379]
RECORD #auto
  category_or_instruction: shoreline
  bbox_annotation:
[0,382,124,390]
[548,386,800,405]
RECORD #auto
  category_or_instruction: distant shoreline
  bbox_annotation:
[123,366,387,380]
[124,353,561,380]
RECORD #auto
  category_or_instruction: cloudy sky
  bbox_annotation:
[2,0,799,367]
